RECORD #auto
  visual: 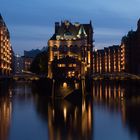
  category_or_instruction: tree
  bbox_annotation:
[30,51,48,75]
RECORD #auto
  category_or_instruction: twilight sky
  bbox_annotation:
[1,0,140,54]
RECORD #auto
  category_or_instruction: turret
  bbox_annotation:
[55,22,59,34]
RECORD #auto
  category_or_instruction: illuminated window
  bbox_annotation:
[73,64,76,67]
[68,64,76,67]
[67,71,75,77]
[69,64,72,67]
[54,52,57,56]
[58,64,66,67]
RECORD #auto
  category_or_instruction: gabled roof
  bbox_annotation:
[77,25,87,38]
[49,20,93,40]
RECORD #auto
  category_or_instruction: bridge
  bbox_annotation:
[12,73,41,81]
[1,72,140,81]
[92,73,140,80]
[0,73,45,81]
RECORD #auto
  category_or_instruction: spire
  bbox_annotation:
[90,20,93,30]
[90,20,92,25]
[137,18,140,31]
[0,13,3,21]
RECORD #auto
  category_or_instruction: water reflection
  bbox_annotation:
[35,96,93,140]
[0,97,12,140]
[92,81,140,140]
[124,96,140,140]
[0,82,12,140]
[92,81,125,101]
[0,80,140,140]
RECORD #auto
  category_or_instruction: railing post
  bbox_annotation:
[52,79,55,99]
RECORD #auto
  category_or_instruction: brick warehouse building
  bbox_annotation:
[93,19,140,75]
[48,20,93,79]
[93,45,121,74]
[120,19,140,75]
[0,14,12,75]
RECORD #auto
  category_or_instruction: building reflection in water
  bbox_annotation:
[0,81,33,140]
[12,82,33,103]
[92,81,140,140]
[92,81,125,102]
[0,97,12,140]
[34,95,93,140]
[33,79,94,140]
[1,80,140,140]
[0,83,12,140]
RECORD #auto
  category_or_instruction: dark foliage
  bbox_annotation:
[30,51,48,75]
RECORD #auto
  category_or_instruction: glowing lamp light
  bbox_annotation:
[63,82,67,88]
[9,91,12,98]
[63,107,67,122]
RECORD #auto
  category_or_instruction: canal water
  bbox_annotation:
[0,80,140,140]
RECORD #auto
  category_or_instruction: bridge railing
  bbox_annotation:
[92,72,140,80]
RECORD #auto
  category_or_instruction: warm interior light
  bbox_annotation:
[63,82,67,88]
[63,107,67,122]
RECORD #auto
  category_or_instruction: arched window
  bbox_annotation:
[59,45,68,54]
[58,45,63,53]
[52,45,57,51]
[64,45,68,52]
[70,45,79,53]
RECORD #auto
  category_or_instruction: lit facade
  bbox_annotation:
[0,14,12,75]
[93,45,121,74]
[14,54,23,74]
[48,20,93,79]
[22,56,33,72]
[94,19,140,75]
[120,19,140,75]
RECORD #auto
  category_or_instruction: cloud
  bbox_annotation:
[1,0,140,54]
[95,28,126,36]
[9,25,53,54]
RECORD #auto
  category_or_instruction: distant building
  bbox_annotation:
[48,20,93,79]
[24,47,48,58]
[23,47,48,72]
[14,54,23,74]
[22,56,33,72]
[0,14,12,75]
[94,19,140,75]
[11,47,15,74]
[93,45,121,74]
[24,49,41,58]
